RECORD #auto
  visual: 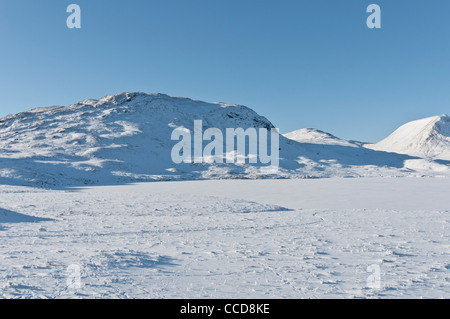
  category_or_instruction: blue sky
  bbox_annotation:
[0,0,449,142]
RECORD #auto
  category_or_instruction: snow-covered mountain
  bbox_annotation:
[366,115,450,160]
[0,92,278,186]
[0,93,449,187]
[283,128,361,147]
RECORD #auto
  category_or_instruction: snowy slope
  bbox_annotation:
[0,92,449,187]
[366,115,450,160]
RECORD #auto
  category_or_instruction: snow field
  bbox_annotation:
[0,178,448,298]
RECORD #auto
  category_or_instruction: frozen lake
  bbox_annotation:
[0,178,449,298]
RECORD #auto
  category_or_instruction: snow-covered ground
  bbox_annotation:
[1,178,448,299]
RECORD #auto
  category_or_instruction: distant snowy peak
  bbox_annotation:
[283,128,359,147]
[366,114,450,160]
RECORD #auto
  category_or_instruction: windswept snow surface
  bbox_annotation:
[0,178,448,299]
[1,92,449,187]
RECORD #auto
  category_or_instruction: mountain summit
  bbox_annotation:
[283,128,360,148]
[366,115,450,160]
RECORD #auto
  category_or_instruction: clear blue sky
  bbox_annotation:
[0,0,449,142]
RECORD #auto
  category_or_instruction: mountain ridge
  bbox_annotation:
[0,92,449,187]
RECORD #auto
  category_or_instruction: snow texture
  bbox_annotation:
[0,179,448,298]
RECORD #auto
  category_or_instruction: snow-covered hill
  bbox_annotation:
[0,92,449,187]
[284,128,361,147]
[0,92,280,186]
[366,115,450,160]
